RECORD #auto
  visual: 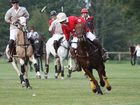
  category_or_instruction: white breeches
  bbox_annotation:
[86,31,96,41]
[52,34,64,41]
[71,32,96,49]
[71,37,78,49]
[10,29,19,41]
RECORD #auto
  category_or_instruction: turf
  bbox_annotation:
[0,59,140,105]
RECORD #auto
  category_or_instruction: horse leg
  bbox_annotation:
[10,58,26,86]
[97,65,111,91]
[84,68,103,94]
[20,65,26,87]
[44,53,50,79]
[54,58,60,79]
[67,56,73,78]
[6,46,21,76]
[40,56,44,72]
[19,59,31,88]
[24,64,32,89]
[36,57,40,70]
[29,61,33,72]
[29,55,41,79]
[59,57,65,79]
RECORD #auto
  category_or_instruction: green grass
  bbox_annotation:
[0,59,140,105]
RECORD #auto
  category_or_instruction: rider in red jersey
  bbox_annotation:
[57,12,106,71]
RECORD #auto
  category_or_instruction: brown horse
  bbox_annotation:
[129,45,136,65]
[75,23,111,94]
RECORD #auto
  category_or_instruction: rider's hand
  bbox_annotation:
[11,19,19,25]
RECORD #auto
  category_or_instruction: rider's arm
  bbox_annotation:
[22,7,29,21]
[5,9,13,24]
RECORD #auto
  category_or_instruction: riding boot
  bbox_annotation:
[53,40,59,58]
[8,40,15,62]
[92,39,109,62]
[70,47,81,72]
[102,48,109,62]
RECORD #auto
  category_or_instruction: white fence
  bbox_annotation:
[107,52,130,61]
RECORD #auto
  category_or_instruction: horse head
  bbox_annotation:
[75,23,87,44]
[18,17,27,26]
[75,23,86,39]
[14,16,28,32]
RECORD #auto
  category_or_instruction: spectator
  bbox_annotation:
[135,43,140,64]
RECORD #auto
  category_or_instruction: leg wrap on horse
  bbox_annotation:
[21,65,25,74]
[34,64,39,72]
[19,74,25,84]
[45,64,49,73]
[70,47,81,71]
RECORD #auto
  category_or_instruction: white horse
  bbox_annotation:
[5,17,41,88]
[45,34,73,79]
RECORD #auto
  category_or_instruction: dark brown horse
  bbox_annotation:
[75,23,111,94]
[129,45,136,65]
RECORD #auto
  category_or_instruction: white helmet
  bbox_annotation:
[57,12,67,22]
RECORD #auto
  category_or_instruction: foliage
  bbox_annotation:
[0,0,140,52]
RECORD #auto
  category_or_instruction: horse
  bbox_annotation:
[45,34,72,79]
[74,23,111,94]
[28,35,46,72]
[5,17,41,88]
[129,45,136,65]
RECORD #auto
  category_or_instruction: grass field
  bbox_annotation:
[0,59,140,105]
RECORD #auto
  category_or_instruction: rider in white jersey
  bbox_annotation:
[5,0,29,62]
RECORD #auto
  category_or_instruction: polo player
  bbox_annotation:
[57,12,107,71]
[5,0,29,62]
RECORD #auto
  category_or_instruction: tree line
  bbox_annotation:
[0,0,140,52]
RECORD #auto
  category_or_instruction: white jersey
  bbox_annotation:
[135,45,140,57]
[49,19,63,34]
[27,31,39,40]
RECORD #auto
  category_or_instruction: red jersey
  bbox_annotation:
[49,19,54,25]
[62,16,88,41]
[49,18,55,35]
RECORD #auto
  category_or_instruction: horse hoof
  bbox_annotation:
[55,76,58,79]
[44,75,48,79]
[107,86,112,91]
[100,81,105,87]
[54,73,58,79]
[36,72,41,79]
[61,77,64,80]
[67,74,71,78]
[26,86,32,90]
[21,81,26,87]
